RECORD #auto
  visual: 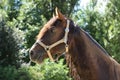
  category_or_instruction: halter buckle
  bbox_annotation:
[45,46,49,51]
[65,28,69,32]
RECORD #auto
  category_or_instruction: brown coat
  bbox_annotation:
[66,26,120,80]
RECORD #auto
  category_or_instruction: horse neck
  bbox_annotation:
[66,27,112,80]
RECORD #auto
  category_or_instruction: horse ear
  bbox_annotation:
[53,12,55,17]
[55,7,64,20]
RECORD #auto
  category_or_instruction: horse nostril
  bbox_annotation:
[30,50,34,56]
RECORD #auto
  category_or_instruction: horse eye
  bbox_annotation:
[50,26,56,33]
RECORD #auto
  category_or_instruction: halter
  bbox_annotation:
[36,20,70,61]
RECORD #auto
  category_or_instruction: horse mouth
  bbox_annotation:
[30,53,44,64]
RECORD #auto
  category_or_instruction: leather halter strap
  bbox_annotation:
[36,20,70,61]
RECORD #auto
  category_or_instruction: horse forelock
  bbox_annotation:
[36,17,72,40]
[36,17,57,39]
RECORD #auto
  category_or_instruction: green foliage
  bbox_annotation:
[0,17,24,67]
[38,59,72,80]
[0,0,21,21]
[21,59,72,80]
[0,59,72,80]
[0,66,18,80]
[104,0,120,62]
[0,65,31,80]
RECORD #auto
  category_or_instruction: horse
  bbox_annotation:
[29,8,120,80]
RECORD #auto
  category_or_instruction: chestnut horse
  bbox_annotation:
[29,8,120,80]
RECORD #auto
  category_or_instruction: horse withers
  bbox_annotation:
[29,8,120,80]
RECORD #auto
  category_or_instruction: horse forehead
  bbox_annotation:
[37,17,57,39]
[44,17,57,27]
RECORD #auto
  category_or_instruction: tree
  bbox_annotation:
[0,16,24,67]
[0,0,21,21]
[104,0,120,62]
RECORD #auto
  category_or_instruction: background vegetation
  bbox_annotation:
[0,0,120,80]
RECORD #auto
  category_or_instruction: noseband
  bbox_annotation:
[36,20,70,61]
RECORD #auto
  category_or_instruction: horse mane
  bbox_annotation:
[68,19,109,55]
[84,30,109,55]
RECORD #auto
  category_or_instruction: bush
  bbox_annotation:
[23,59,72,80]
[0,19,24,67]
[0,59,72,80]
[0,65,31,80]
[35,59,72,80]
[0,66,17,80]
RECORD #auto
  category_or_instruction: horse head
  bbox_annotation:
[29,8,71,63]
